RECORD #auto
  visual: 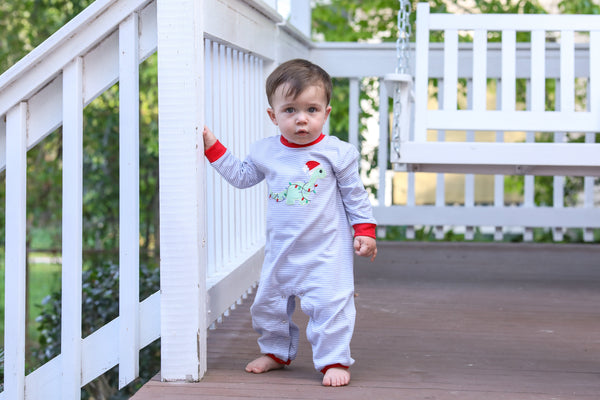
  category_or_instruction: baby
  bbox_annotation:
[203,58,377,387]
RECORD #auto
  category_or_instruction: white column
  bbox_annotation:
[289,0,311,38]
[157,0,208,381]
[61,58,84,400]
[4,102,28,400]
[119,12,140,388]
[349,78,360,149]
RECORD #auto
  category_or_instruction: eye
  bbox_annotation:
[284,107,295,113]
[308,107,318,113]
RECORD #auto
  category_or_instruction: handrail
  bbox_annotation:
[0,0,154,117]
[1,0,158,399]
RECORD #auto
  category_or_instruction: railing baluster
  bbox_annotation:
[377,77,388,215]
[584,132,594,242]
[62,57,84,400]
[494,78,504,241]
[253,55,260,241]
[472,29,487,112]
[219,44,230,268]
[435,80,445,240]
[465,78,474,241]
[5,101,28,400]
[212,41,223,271]
[349,78,360,149]
[118,12,140,388]
[443,29,458,112]
[525,30,546,242]
[584,77,594,242]
[233,49,242,255]
[501,29,516,112]
[241,53,250,247]
[205,38,216,275]
[590,31,600,118]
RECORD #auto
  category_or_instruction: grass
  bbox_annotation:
[0,252,62,365]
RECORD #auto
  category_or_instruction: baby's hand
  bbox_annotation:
[203,125,218,149]
[354,236,377,262]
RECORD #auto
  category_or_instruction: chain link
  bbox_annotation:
[391,0,413,161]
[396,0,412,74]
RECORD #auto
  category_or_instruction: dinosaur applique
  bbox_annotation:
[269,160,327,205]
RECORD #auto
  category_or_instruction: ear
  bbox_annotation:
[267,108,278,125]
[324,105,332,121]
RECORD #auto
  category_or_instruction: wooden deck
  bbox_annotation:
[132,242,600,399]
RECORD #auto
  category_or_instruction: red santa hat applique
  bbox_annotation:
[303,160,321,173]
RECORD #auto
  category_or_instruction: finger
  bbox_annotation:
[370,248,377,262]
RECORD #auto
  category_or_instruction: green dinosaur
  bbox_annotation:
[269,162,327,205]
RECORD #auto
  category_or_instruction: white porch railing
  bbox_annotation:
[312,6,600,242]
[1,0,599,399]
[0,0,299,397]
[1,1,160,398]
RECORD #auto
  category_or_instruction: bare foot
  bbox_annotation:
[322,367,350,387]
[245,355,285,374]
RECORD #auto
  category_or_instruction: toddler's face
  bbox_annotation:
[267,84,331,145]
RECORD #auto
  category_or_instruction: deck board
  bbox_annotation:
[132,242,600,399]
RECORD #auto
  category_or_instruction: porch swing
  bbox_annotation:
[385,2,600,178]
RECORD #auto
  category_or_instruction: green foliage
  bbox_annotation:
[0,0,95,74]
[1,1,160,397]
[559,0,600,14]
[34,257,160,399]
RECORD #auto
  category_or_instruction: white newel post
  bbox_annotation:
[157,0,208,381]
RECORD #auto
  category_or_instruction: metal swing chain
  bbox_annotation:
[392,0,412,161]
[396,0,412,74]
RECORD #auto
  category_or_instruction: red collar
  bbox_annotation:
[280,133,325,148]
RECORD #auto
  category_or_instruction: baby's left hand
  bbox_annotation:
[354,236,377,262]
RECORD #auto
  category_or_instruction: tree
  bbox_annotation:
[0,0,161,396]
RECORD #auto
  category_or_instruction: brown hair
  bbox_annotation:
[265,59,332,107]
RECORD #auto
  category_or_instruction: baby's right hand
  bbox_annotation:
[203,126,218,149]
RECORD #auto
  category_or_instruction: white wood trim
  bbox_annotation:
[560,30,575,113]
[530,30,545,112]
[349,78,360,149]
[206,247,263,326]
[378,79,388,206]
[0,1,157,173]
[399,142,600,168]
[443,29,458,112]
[501,29,516,112]
[204,38,216,275]
[429,13,600,31]
[591,32,600,114]
[0,0,154,117]
[0,117,5,172]
[118,12,141,389]
[472,30,487,112]
[20,293,160,400]
[4,102,28,400]
[414,2,430,142]
[373,205,600,228]
[157,0,207,381]
[426,110,599,132]
[61,57,84,400]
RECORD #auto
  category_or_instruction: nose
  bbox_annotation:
[296,112,308,124]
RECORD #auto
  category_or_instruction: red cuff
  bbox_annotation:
[320,363,349,374]
[353,223,376,239]
[204,140,227,162]
[266,353,291,365]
